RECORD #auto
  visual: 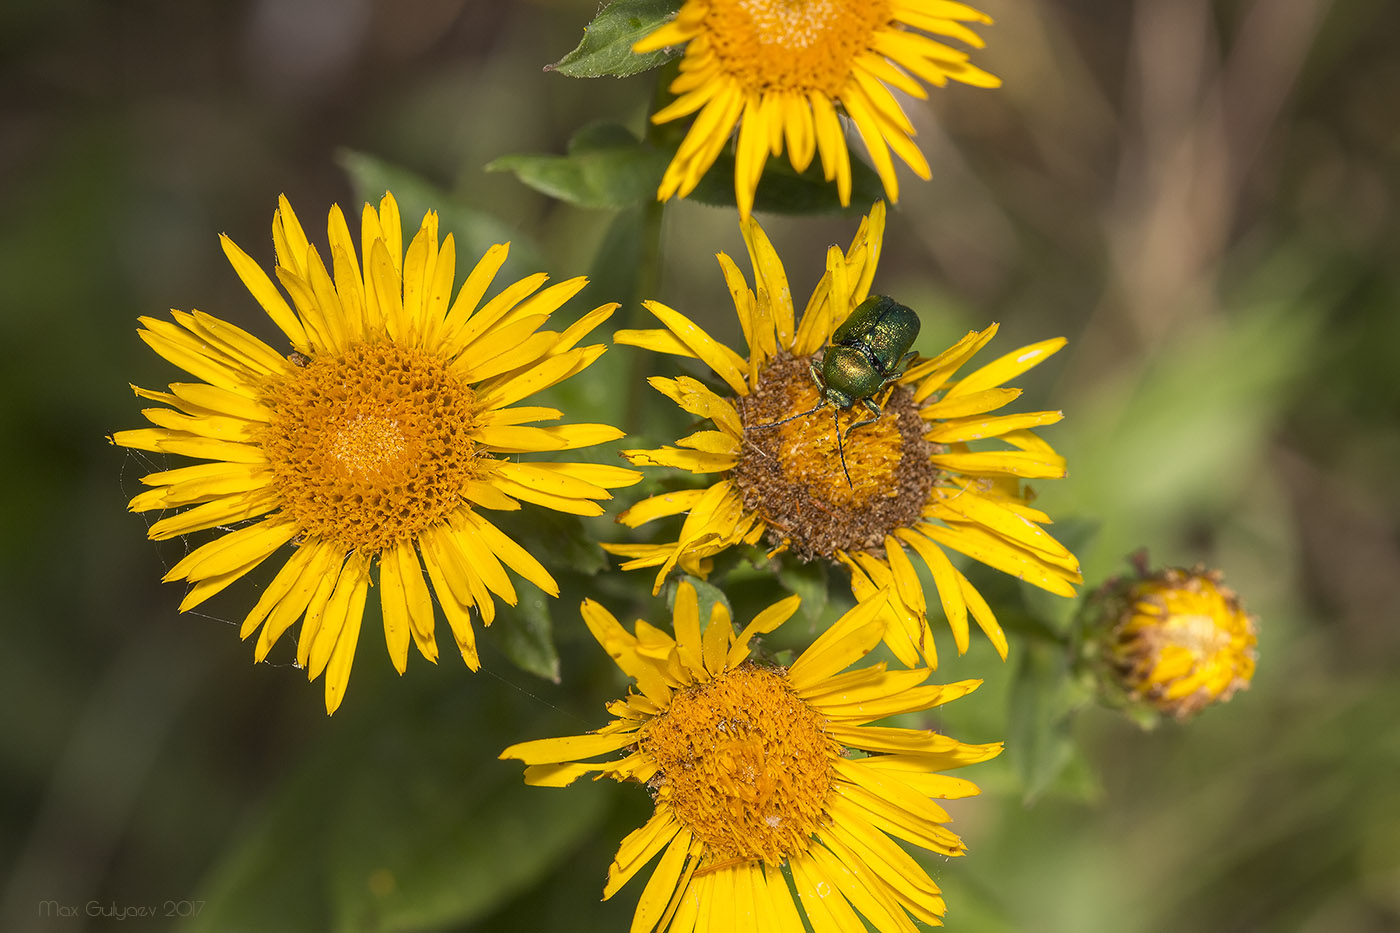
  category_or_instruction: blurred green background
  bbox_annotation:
[3,0,1398,930]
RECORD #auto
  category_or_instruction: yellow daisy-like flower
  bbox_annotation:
[634,0,1001,218]
[112,193,640,713]
[605,202,1080,666]
[1094,565,1259,720]
[501,581,999,932]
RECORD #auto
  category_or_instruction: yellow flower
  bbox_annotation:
[1092,564,1258,720]
[112,193,640,713]
[634,0,1001,218]
[605,202,1081,666]
[501,581,999,932]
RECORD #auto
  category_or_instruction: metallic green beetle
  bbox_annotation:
[753,295,920,485]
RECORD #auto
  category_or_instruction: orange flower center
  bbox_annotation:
[641,665,833,866]
[258,342,480,553]
[705,0,890,95]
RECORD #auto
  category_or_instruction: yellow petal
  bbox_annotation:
[621,446,738,473]
[603,807,680,900]
[617,489,708,529]
[649,376,743,437]
[220,233,308,349]
[500,730,639,765]
[944,337,1067,399]
[460,510,560,597]
[640,300,749,395]
[787,595,887,693]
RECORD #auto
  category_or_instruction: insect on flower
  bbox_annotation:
[751,294,920,486]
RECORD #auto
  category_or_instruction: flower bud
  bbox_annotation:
[1083,561,1258,721]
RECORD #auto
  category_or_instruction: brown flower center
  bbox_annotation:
[641,665,833,865]
[732,352,938,560]
[705,0,889,95]
[258,342,481,553]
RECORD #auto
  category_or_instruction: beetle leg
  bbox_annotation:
[843,396,885,439]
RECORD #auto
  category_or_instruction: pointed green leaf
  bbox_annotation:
[549,0,683,78]
[487,123,668,210]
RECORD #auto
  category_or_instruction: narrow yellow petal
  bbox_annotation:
[296,552,341,669]
[740,215,793,348]
[614,328,700,359]
[603,808,680,900]
[649,376,744,437]
[640,300,749,395]
[418,532,480,669]
[500,729,638,765]
[944,337,1067,399]
[452,321,555,382]
[620,447,738,474]
[379,542,412,674]
[163,517,295,582]
[459,510,560,598]
[441,242,509,338]
[789,851,862,933]
[475,344,607,410]
[308,550,370,681]
[323,594,365,716]
[220,234,308,349]
[629,826,691,933]
[923,409,1064,444]
[894,529,970,654]
[471,422,624,453]
[254,544,341,663]
[617,489,708,529]
[239,541,319,639]
[444,517,517,605]
[787,595,887,693]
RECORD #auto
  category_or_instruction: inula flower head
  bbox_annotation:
[501,581,999,932]
[112,193,639,713]
[1083,559,1259,721]
[635,0,1001,218]
[606,202,1080,666]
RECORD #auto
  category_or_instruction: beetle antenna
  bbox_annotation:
[834,406,854,489]
[748,400,826,430]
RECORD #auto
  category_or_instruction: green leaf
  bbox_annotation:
[776,559,828,625]
[191,678,611,932]
[665,574,733,630]
[487,123,669,210]
[549,0,682,79]
[686,150,888,216]
[490,595,562,683]
[337,149,543,274]
[1006,639,1093,804]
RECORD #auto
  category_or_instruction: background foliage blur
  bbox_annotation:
[2,0,1398,930]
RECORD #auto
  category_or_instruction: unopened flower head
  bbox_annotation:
[607,202,1080,667]
[635,0,1001,218]
[112,193,639,713]
[1087,562,1259,721]
[501,581,999,932]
